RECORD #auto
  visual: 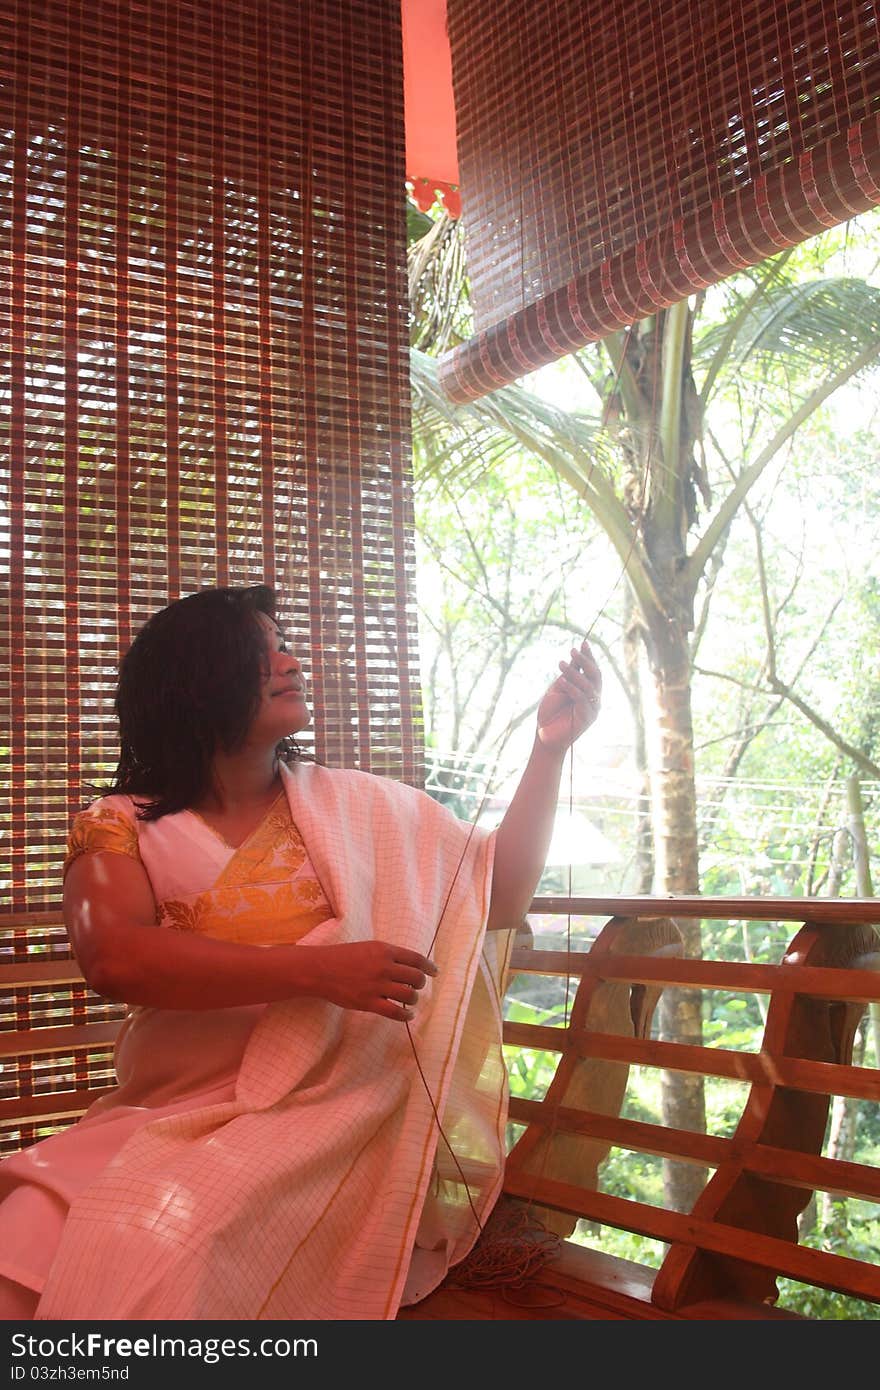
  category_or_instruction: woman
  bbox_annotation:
[0,584,601,1320]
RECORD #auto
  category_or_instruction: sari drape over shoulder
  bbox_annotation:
[1,762,510,1320]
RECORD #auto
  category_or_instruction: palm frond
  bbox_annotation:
[409,349,644,574]
[694,276,880,384]
[410,347,614,484]
[407,211,472,354]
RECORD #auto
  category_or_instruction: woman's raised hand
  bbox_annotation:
[535,638,602,753]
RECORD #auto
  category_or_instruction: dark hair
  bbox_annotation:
[106,584,299,820]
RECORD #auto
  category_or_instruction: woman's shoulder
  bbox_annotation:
[73,792,140,826]
[64,793,144,878]
[288,759,427,799]
[289,760,459,824]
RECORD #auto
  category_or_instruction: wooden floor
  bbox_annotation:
[398,1243,660,1321]
[397,1241,801,1321]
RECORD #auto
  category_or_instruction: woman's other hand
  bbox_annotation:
[301,941,438,1022]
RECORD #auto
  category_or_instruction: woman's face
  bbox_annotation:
[246,610,312,747]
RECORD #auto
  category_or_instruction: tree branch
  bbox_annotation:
[684,338,880,591]
[763,674,880,778]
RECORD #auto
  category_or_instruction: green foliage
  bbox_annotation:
[776,1283,879,1320]
[502,995,569,1104]
[503,1046,557,1101]
[413,446,613,775]
[572,1223,668,1270]
[406,200,435,244]
[777,1204,880,1319]
[407,201,473,355]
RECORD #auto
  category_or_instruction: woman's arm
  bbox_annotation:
[486,639,601,930]
[64,852,435,1022]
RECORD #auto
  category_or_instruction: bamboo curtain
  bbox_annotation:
[440,0,880,401]
[1,0,418,1148]
[1,0,421,909]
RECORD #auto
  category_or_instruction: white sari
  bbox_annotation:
[0,761,512,1320]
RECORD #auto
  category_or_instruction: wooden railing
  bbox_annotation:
[3,897,880,1319]
[0,910,124,1153]
[487,896,880,1320]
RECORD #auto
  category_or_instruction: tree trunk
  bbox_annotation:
[623,591,653,893]
[819,783,868,1238]
[818,1084,861,1239]
[641,612,707,1212]
[847,775,880,1060]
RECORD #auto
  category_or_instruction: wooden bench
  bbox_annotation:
[3,897,880,1319]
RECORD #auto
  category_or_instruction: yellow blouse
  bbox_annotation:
[64,793,332,946]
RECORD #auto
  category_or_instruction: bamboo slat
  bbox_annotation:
[0,1022,122,1061]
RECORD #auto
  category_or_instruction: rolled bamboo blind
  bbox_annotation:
[0,0,420,1135]
[440,0,880,401]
